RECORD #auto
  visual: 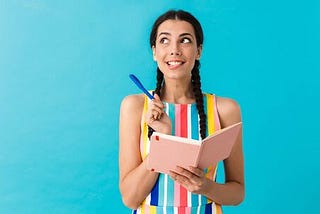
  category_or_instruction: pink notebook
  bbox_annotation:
[147,122,242,174]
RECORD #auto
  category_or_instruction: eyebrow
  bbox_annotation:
[158,32,194,38]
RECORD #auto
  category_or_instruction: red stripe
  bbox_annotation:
[180,104,188,137]
[180,104,188,207]
[178,207,186,214]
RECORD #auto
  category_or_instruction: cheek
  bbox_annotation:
[155,49,166,58]
[182,47,198,58]
[189,48,200,58]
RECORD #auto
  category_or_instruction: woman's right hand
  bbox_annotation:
[145,94,172,134]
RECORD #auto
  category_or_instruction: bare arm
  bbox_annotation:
[119,94,172,209]
[212,97,245,205]
[119,95,159,209]
[169,97,244,205]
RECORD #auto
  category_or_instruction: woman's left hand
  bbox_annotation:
[169,166,211,195]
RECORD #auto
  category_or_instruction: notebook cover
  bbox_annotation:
[147,122,242,173]
[147,134,201,174]
[197,122,242,169]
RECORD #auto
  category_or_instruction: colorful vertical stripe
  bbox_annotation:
[141,97,149,160]
[136,93,222,213]
[206,94,215,134]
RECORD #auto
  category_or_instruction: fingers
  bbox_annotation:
[148,94,165,122]
[169,166,202,184]
[169,167,208,194]
[151,106,164,120]
[169,171,190,185]
[170,166,205,182]
[152,94,165,110]
[153,93,161,101]
[169,169,198,193]
[169,170,189,184]
[187,166,205,177]
[174,166,200,182]
[145,94,172,134]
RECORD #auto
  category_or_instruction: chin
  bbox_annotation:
[159,66,191,80]
[164,73,189,80]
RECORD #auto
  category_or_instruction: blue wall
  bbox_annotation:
[0,0,319,213]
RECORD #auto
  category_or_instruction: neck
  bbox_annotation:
[161,78,195,104]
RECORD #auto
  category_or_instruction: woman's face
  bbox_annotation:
[152,20,202,81]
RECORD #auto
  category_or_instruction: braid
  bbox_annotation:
[154,67,164,96]
[191,60,207,140]
[148,67,164,138]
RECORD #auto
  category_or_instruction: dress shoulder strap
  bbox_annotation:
[203,93,221,134]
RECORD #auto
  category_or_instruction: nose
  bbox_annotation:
[170,50,181,56]
[170,42,181,56]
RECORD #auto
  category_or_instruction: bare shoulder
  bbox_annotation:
[120,94,145,113]
[216,96,242,128]
[119,94,146,138]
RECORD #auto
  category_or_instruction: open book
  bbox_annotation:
[147,122,242,174]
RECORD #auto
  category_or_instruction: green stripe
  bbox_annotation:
[191,104,200,206]
[157,174,164,206]
[166,103,175,205]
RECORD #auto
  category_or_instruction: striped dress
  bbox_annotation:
[134,93,222,214]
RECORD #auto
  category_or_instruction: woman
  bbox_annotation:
[119,10,244,213]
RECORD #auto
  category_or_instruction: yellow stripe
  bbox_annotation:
[206,166,213,204]
[211,94,216,133]
[212,94,222,211]
[141,198,146,205]
[205,165,212,178]
[142,96,148,159]
[206,94,217,204]
[216,204,222,214]
[207,94,215,135]
[150,205,157,214]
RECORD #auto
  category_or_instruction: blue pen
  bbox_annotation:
[129,74,155,100]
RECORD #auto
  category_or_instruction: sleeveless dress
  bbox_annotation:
[133,93,223,214]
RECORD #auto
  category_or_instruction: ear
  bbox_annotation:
[196,45,203,60]
[152,45,157,61]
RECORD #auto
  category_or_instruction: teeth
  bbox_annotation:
[167,61,182,65]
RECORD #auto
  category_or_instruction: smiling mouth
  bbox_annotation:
[166,61,184,66]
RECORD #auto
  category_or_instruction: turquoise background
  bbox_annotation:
[0,0,319,213]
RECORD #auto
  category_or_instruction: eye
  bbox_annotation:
[159,37,169,44]
[181,37,191,44]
